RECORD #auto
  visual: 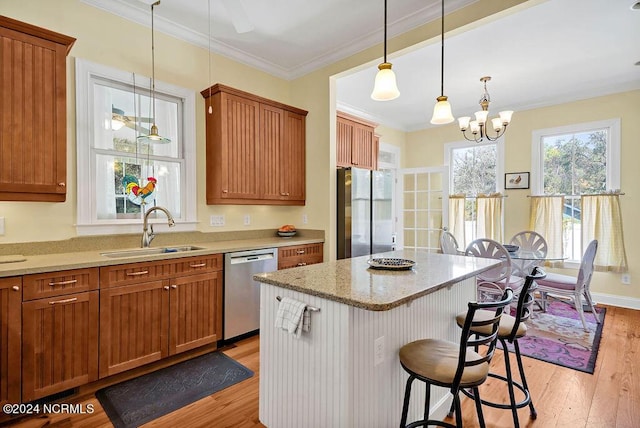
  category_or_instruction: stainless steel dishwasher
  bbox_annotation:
[224,248,278,341]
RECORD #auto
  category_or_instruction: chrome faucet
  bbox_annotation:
[141,206,175,248]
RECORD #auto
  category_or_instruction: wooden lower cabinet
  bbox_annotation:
[21,290,99,402]
[99,280,168,378]
[278,243,324,269]
[0,277,21,406]
[99,271,222,378]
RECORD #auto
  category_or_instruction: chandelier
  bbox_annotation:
[457,76,513,142]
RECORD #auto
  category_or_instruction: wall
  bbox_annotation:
[405,90,640,305]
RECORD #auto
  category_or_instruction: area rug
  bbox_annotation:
[503,299,606,374]
[96,352,253,428]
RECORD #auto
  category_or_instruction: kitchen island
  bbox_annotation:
[254,249,501,428]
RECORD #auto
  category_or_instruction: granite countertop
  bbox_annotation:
[0,231,324,277]
[254,249,501,311]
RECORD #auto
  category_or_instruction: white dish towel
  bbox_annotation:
[274,297,310,338]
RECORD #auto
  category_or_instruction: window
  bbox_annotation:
[75,59,196,235]
[532,119,620,261]
[444,140,505,246]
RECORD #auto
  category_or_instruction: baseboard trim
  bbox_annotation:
[592,292,640,310]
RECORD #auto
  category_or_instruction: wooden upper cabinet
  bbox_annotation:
[201,84,307,205]
[336,112,378,170]
[0,16,75,202]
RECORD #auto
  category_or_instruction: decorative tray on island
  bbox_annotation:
[367,258,416,270]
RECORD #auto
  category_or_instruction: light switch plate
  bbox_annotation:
[210,215,225,227]
[0,217,4,235]
[243,215,251,226]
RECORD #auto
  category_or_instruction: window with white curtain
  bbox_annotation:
[444,140,504,247]
[531,119,621,262]
[75,59,196,235]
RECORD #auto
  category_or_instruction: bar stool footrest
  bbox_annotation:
[460,372,535,416]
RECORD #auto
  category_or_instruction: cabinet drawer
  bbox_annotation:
[173,254,222,275]
[23,268,98,301]
[278,243,323,269]
[100,260,175,288]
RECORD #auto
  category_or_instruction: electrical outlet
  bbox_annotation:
[621,273,631,285]
[302,213,308,224]
[243,215,251,226]
[374,336,385,366]
[210,215,225,227]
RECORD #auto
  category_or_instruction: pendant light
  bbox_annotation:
[371,0,400,101]
[138,0,171,144]
[430,0,454,124]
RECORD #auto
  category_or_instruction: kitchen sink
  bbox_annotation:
[100,246,206,258]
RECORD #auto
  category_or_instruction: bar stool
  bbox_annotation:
[453,267,546,428]
[399,288,514,428]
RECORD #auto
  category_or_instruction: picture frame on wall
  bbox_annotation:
[505,172,530,189]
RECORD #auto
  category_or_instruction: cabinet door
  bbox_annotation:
[0,20,74,202]
[260,104,285,201]
[281,110,306,202]
[0,277,21,406]
[99,280,169,378]
[169,271,222,355]
[22,291,98,401]
[219,93,261,200]
[336,117,353,168]
[351,122,375,169]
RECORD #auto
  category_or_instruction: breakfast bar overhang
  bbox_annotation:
[254,250,501,428]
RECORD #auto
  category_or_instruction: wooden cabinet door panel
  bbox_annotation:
[260,104,284,200]
[0,18,74,202]
[281,111,306,202]
[169,271,221,355]
[220,93,261,200]
[0,277,21,405]
[336,117,353,168]
[99,281,169,378]
[351,122,375,169]
[22,290,98,401]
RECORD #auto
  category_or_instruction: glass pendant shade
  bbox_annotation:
[137,124,171,144]
[430,96,454,124]
[499,110,514,124]
[458,116,471,131]
[111,119,125,131]
[371,63,400,101]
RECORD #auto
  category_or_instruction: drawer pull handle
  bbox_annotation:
[163,286,170,290]
[189,263,207,268]
[48,279,78,286]
[171,285,177,289]
[280,192,290,196]
[12,286,19,291]
[296,250,306,254]
[49,297,77,305]
[126,270,149,276]
[297,262,307,266]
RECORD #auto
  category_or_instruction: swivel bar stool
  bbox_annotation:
[452,267,546,427]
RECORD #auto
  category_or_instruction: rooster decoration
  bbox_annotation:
[123,175,157,206]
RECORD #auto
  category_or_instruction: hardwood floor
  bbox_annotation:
[4,304,639,428]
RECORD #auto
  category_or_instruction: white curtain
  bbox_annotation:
[581,193,628,272]
[448,194,466,248]
[529,196,564,260]
[476,193,503,242]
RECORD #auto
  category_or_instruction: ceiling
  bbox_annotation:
[83,0,640,132]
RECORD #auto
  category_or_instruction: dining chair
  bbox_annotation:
[536,239,600,331]
[453,267,546,428]
[399,288,514,428]
[509,231,548,277]
[440,229,462,255]
[465,238,524,302]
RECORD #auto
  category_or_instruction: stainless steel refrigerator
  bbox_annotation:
[337,167,395,259]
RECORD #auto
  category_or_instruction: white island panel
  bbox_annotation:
[260,277,476,428]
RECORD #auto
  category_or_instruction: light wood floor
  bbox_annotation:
[4,304,639,428]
